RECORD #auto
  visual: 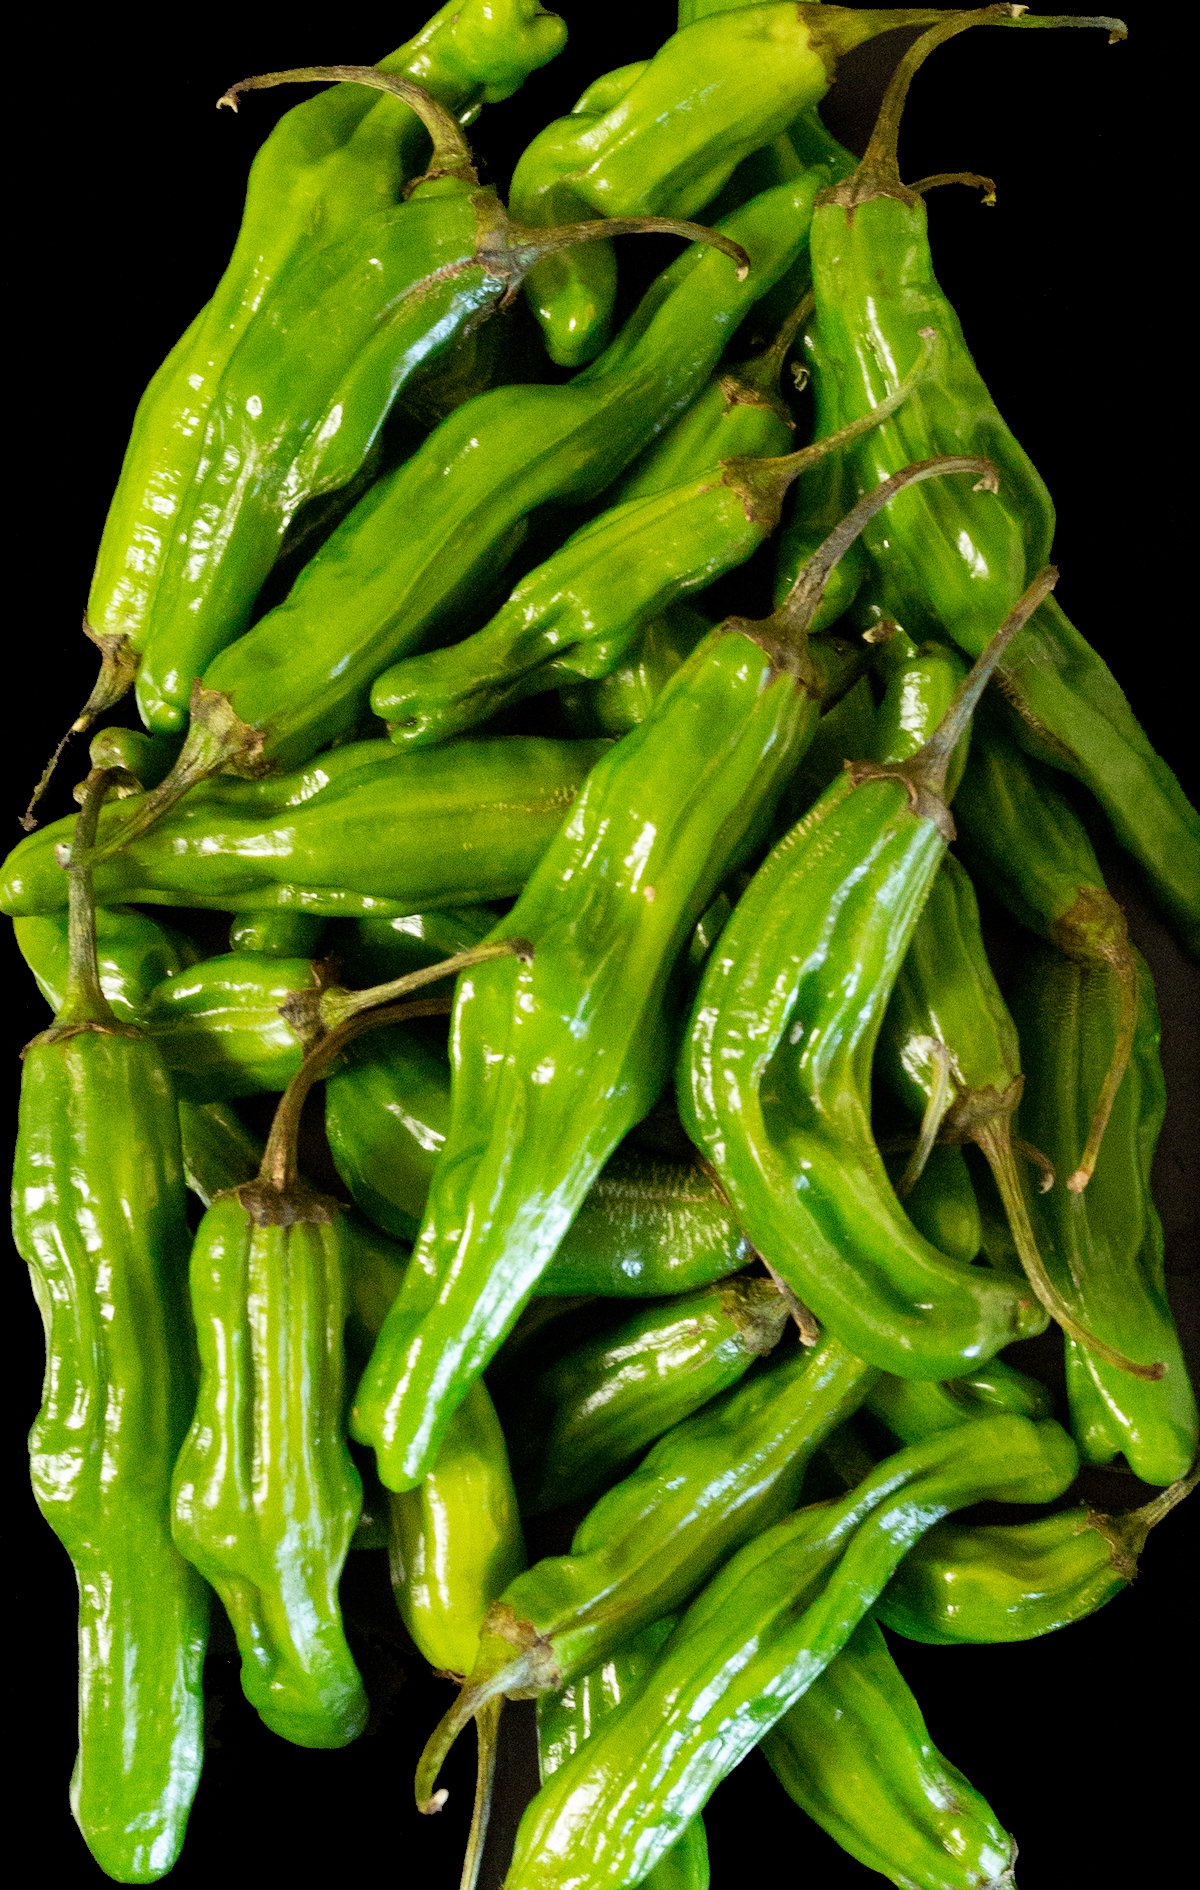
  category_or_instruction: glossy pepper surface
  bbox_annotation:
[679,568,1054,1381]
[505,1275,790,1513]
[11,777,208,1882]
[1,735,605,919]
[501,1413,1077,1887]
[804,8,1199,945]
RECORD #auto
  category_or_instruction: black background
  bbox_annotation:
[4,4,1196,1886]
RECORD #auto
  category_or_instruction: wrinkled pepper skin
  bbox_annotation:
[140,952,323,1099]
[161,175,820,790]
[505,1275,790,1513]
[537,1620,710,1890]
[1,735,605,919]
[354,617,834,1492]
[171,1185,368,1748]
[679,756,1043,1380]
[501,1415,1077,1888]
[763,1616,1016,1890]
[12,963,207,1878]
[808,170,1200,942]
[86,0,567,714]
[1010,946,1198,1485]
[509,2,938,364]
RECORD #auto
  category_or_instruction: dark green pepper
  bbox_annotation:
[228,910,327,958]
[763,1615,1015,1890]
[140,951,325,1099]
[499,1413,1077,1885]
[1,735,606,919]
[679,568,1054,1381]
[504,1275,790,1513]
[1009,945,1197,1485]
[11,776,208,1882]
[867,1358,1052,1445]
[889,1144,982,1267]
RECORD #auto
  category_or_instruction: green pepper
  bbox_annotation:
[508,3,947,365]
[416,1332,874,1806]
[557,604,712,740]
[31,2,567,814]
[764,1615,1015,1890]
[228,910,327,958]
[1,735,606,919]
[880,1465,1198,1646]
[679,568,1055,1382]
[955,710,1139,1186]
[1008,944,1198,1485]
[499,1413,1077,1885]
[88,724,183,789]
[136,952,324,1099]
[11,775,208,1882]
[92,173,823,842]
[805,8,1199,946]
[537,1620,710,1890]
[351,458,952,1493]
[867,1358,1053,1445]
[505,1276,790,1513]
[890,1144,982,1266]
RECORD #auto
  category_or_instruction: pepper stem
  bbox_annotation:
[505,213,749,283]
[897,1038,953,1197]
[417,1610,559,1815]
[1063,905,1138,1192]
[459,1698,502,1890]
[21,627,139,830]
[88,681,267,863]
[319,938,533,1033]
[1097,1455,1200,1573]
[217,65,478,185]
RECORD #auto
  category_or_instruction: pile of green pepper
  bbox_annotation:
[7,4,1196,1885]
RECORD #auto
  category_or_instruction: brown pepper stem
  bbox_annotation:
[217,65,478,186]
[910,171,997,203]
[1094,1455,1200,1575]
[46,768,127,1032]
[459,1698,502,1890]
[506,213,749,283]
[1060,899,1138,1192]
[21,625,139,830]
[319,938,533,1033]
[417,1611,560,1816]
[897,1038,953,1196]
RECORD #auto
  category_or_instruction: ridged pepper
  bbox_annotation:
[763,1615,1016,1890]
[537,1620,710,1889]
[72,1,567,739]
[1008,945,1197,1485]
[415,1334,874,1801]
[11,775,208,1882]
[508,3,945,364]
[351,457,932,1493]
[500,1414,1077,1886]
[504,1276,790,1513]
[679,568,1054,1381]
[139,951,325,1098]
[880,1464,1198,1645]
[100,174,814,841]
[1,735,605,919]
[804,7,1199,946]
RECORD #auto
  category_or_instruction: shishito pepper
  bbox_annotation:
[804,7,1200,946]
[351,456,974,1493]
[679,571,1056,1382]
[11,773,208,1882]
[33,1,568,810]
[0,734,606,919]
[500,1413,1077,1886]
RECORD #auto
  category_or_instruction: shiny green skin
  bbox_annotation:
[872,631,970,791]
[867,1361,1052,1447]
[679,767,1043,1381]
[353,621,830,1491]
[1011,946,1198,1486]
[187,178,822,774]
[229,910,327,958]
[89,723,182,787]
[87,0,566,680]
[879,1506,1136,1646]
[808,187,1200,943]
[502,1415,1077,1888]
[507,1276,790,1514]
[470,1335,873,1699]
[177,1098,263,1207]
[337,904,492,986]
[140,952,321,1099]
[763,1616,1015,1890]
[326,1020,752,1294]
[767,671,877,836]
[537,1621,710,1890]
[1,735,605,919]
[12,1019,207,1882]
[897,1145,981,1266]
[171,1189,368,1747]
[137,180,526,732]
[389,1381,526,1676]
[558,604,710,739]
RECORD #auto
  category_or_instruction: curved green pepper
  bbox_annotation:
[1009,945,1198,1485]
[11,778,207,1882]
[415,1334,873,1797]
[679,567,1054,1381]
[892,1144,982,1266]
[505,1275,790,1513]
[500,1413,1077,1885]
[1,735,605,919]
[557,603,711,740]
[60,1,567,759]
[537,1620,710,1889]
[880,1465,1198,1645]
[805,10,1198,945]
[867,1358,1053,1445]
[764,1615,1015,1890]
